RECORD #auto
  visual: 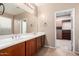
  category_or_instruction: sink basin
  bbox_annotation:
[0,37,13,44]
[0,33,36,45]
[20,34,32,39]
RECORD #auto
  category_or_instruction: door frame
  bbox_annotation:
[54,8,75,52]
[20,18,28,34]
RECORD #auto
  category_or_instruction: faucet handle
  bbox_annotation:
[12,36,14,39]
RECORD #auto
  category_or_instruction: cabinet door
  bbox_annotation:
[0,47,12,56]
[26,40,31,56]
[30,39,37,55]
[11,42,25,56]
[25,39,37,56]
[36,37,42,52]
[41,35,45,47]
[0,42,25,56]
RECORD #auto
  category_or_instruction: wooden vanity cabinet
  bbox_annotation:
[0,47,12,56]
[41,35,45,47]
[36,35,45,52]
[25,35,46,56]
[11,42,25,56]
[0,42,25,56]
[0,35,45,56]
[25,39,37,56]
[36,36,42,52]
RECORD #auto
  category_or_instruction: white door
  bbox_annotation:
[20,19,27,34]
[22,20,27,34]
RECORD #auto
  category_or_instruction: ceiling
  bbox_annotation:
[35,3,49,6]
[3,3,26,15]
[0,3,49,15]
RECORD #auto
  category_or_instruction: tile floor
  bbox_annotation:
[36,47,78,56]
[56,40,72,51]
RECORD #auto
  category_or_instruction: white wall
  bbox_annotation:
[37,3,79,51]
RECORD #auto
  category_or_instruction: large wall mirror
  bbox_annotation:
[0,16,12,35]
[13,19,28,34]
[0,3,37,35]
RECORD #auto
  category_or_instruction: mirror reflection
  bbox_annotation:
[0,3,37,35]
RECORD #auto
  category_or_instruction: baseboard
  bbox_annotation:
[44,45,77,53]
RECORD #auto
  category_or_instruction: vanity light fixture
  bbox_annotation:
[24,3,34,9]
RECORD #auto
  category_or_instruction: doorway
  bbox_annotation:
[55,8,75,51]
[20,19,27,34]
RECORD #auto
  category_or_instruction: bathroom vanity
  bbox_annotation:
[0,32,45,56]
